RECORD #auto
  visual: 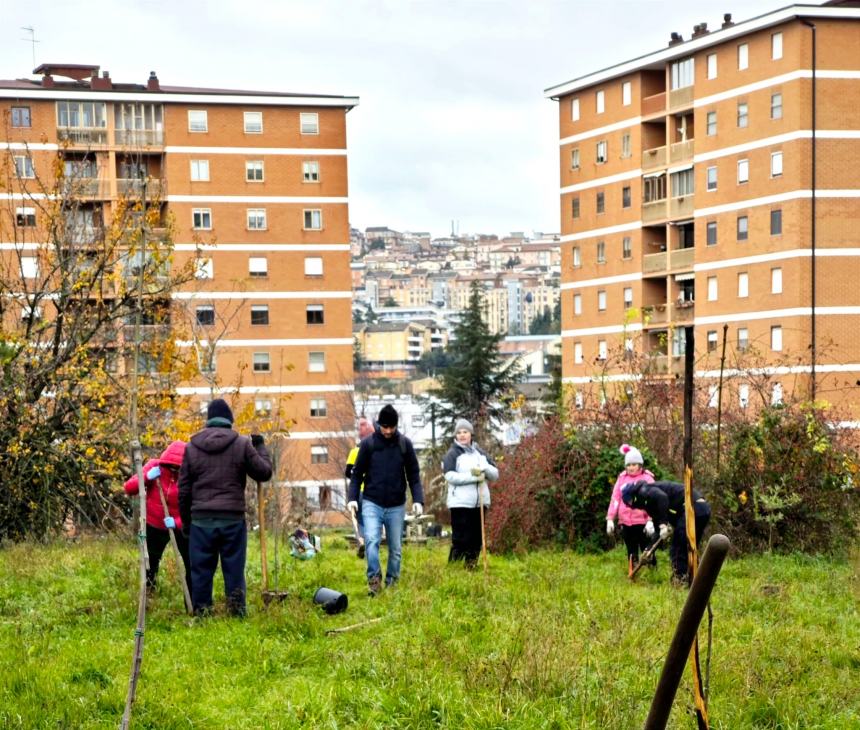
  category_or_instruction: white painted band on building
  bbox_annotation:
[4,89,359,107]
[562,323,643,337]
[275,479,346,488]
[176,337,354,347]
[167,195,348,204]
[559,117,642,146]
[0,142,60,151]
[172,290,352,300]
[695,306,860,326]
[560,272,642,290]
[694,189,860,218]
[173,243,350,251]
[562,373,642,384]
[694,247,860,272]
[560,220,641,243]
[560,168,642,194]
[175,384,353,395]
[165,146,347,155]
[277,431,352,439]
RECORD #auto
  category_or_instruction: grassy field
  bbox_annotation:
[0,533,858,729]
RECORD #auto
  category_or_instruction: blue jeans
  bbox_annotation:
[361,499,405,584]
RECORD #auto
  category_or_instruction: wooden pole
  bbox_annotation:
[156,481,193,615]
[478,477,489,574]
[257,480,269,593]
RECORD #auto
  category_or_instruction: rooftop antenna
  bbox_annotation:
[20,26,39,69]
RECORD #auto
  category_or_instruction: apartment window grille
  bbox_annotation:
[306,304,324,325]
[249,257,268,277]
[772,32,783,60]
[738,43,749,70]
[303,160,320,182]
[304,209,322,230]
[247,208,267,230]
[11,106,31,127]
[188,110,208,132]
[622,81,632,106]
[771,267,783,294]
[571,97,580,121]
[596,140,607,164]
[190,159,209,181]
[250,305,269,326]
[596,241,606,263]
[670,57,694,89]
[706,221,717,246]
[643,174,666,203]
[571,148,580,169]
[771,92,783,119]
[253,352,271,372]
[738,272,749,298]
[196,305,215,326]
[246,160,264,182]
[311,445,329,464]
[244,111,263,133]
[737,215,749,241]
[192,209,212,230]
[595,89,605,114]
[622,186,631,208]
[706,111,717,136]
[771,151,783,177]
[737,102,749,128]
[707,53,717,80]
[596,191,605,214]
[706,166,717,191]
[300,112,319,134]
[304,256,323,276]
[572,196,580,219]
[310,398,327,417]
[707,276,718,301]
[309,351,326,372]
[16,207,36,227]
[622,236,632,259]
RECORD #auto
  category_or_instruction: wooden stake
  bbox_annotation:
[478,478,489,575]
[257,481,269,593]
[156,481,193,615]
[325,616,384,635]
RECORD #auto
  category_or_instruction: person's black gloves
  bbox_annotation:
[251,434,265,447]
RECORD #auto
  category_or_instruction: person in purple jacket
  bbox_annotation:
[179,398,272,616]
[606,444,656,576]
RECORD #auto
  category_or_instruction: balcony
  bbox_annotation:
[642,303,669,325]
[669,247,695,271]
[668,86,694,110]
[669,140,694,164]
[115,129,164,148]
[641,145,667,171]
[643,251,667,274]
[641,92,666,117]
[673,301,695,323]
[646,354,684,376]
[61,178,110,199]
[117,178,165,199]
[669,195,694,219]
[642,199,667,224]
[57,127,108,146]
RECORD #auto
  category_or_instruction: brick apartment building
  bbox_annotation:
[0,64,358,498]
[545,2,860,420]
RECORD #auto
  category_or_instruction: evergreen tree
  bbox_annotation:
[433,281,521,440]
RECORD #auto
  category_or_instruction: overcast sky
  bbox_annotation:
[1,0,797,239]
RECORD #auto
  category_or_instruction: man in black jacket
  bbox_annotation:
[621,480,710,585]
[179,398,272,616]
[347,404,423,595]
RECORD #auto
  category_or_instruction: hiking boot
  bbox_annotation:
[385,577,398,589]
[357,542,366,559]
[367,575,382,597]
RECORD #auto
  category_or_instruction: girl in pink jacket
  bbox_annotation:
[124,440,190,593]
[606,444,655,576]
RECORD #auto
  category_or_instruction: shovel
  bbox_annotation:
[630,534,665,580]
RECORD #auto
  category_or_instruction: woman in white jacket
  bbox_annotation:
[442,418,499,567]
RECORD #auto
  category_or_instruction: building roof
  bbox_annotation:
[544,3,860,98]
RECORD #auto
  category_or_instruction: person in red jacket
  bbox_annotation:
[124,440,190,594]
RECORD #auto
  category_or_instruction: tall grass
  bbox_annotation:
[0,535,857,728]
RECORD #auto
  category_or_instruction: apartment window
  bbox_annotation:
[738,272,749,298]
[621,133,631,159]
[737,159,749,184]
[771,267,783,294]
[255,399,272,417]
[706,166,717,191]
[598,340,608,360]
[300,112,319,134]
[737,102,749,128]
[243,111,263,133]
[596,140,608,164]
[306,304,324,325]
[574,342,583,363]
[772,382,784,406]
[597,241,606,263]
[643,173,666,203]
[739,383,750,409]
[21,304,43,323]
[572,247,581,268]
[303,160,320,182]
[311,445,329,464]
[596,89,605,114]
[771,92,783,120]
[195,257,213,279]
[15,206,36,227]
[575,391,584,410]
[707,330,718,352]
[308,351,325,372]
[304,209,322,230]
[249,256,268,277]
[21,256,38,278]
[253,352,271,372]
[623,287,633,309]
[304,256,323,276]
[706,221,717,246]
[573,293,582,315]
[772,32,783,60]
[707,276,718,302]
[57,101,106,129]
[571,97,580,121]
[621,81,632,106]
[310,398,327,418]
[14,156,34,179]
[622,186,631,208]
[671,168,694,197]
[11,106,31,127]
[572,196,580,219]
[738,43,749,70]
[706,111,717,136]
[196,305,215,326]
[622,236,632,259]
[192,208,212,230]
[737,215,749,241]
[571,148,580,169]
[247,208,267,230]
[597,290,607,311]
[670,57,694,89]
[188,110,208,132]
[707,53,717,80]
[771,325,783,351]
[738,328,749,352]
[246,160,264,182]
[708,384,719,408]
[190,159,209,181]
[198,352,216,374]
[771,151,783,177]
[250,305,269,326]
[596,191,605,214]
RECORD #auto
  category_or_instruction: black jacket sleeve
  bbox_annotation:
[348,442,370,502]
[178,456,193,529]
[244,438,273,483]
[404,439,424,504]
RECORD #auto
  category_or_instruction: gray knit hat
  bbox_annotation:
[454,418,473,434]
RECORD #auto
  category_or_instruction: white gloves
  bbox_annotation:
[644,520,655,538]
[659,523,672,541]
[606,519,615,536]
[347,501,358,515]
[412,503,423,517]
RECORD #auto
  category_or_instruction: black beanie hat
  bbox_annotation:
[207,398,234,424]
[377,404,398,428]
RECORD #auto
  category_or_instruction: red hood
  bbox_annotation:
[159,440,186,467]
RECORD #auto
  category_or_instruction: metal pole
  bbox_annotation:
[644,534,731,730]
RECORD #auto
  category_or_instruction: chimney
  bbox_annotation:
[91,70,112,90]
[42,74,54,88]
[722,13,734,28]
[692,22,710,38]
[147,71,160,91]
[668,31,684,46]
